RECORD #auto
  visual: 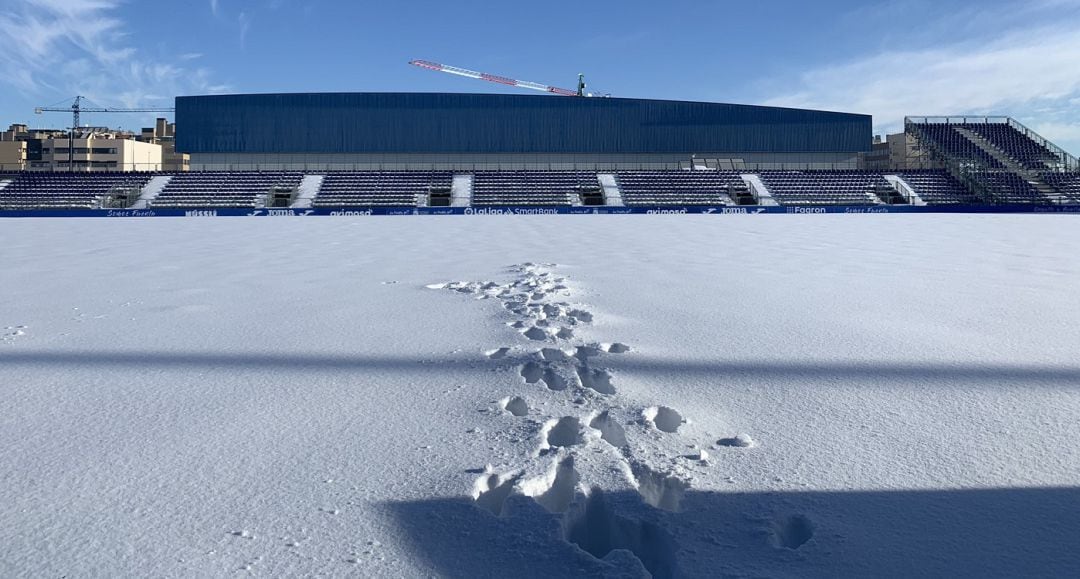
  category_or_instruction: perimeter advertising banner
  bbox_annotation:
[2,205,1080,218]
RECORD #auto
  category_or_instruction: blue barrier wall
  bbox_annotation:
[4,205,1080,218]
[175,93,872,155]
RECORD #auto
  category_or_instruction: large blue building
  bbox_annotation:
[175,93,871,170]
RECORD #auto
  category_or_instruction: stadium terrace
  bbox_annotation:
[1,93,1078,216]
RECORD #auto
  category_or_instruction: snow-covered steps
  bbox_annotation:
[597,174,624,207]
[291,174,324,208]
[451,174,473,207]
[131,175,173,209]
[884,175,926,206]
[741,174,779,206]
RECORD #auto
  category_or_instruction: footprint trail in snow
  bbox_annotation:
[428,262,756,575]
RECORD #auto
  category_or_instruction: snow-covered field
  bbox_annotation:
[3,215,1080,578]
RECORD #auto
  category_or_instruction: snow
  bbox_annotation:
[2,214,1080,577]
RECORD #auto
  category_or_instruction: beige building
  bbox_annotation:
[862,132,942,171]
[139,118,188,172]
[0,124,162,172]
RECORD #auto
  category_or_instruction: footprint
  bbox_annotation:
[717,434,755,448]
[542,417,585,449]
[574,345,603,362]
[541,369,569,391]
[643,406,684,434]
[589,411,628,448]
[523,327,549,341]
[603,343,631,354]
[555,327,574,340]
[473,472,522,516]
[631,462,689,512]
[773,515,815,550]
[486,347,511,360]
[540,348,572,362]
[563,489,680,579]
[500,396,529,417]
[520,362,544,384]
[577,367,616,395]
[522,456,580,514]
[568,309,593,323]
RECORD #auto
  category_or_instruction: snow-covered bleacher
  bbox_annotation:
[0,172,153,210]
[898,170,979,204]
[313,171,452,207]
[471,171,600,206]
[758,170,887,205]
[614,171,743,206]
[149,171,302,208]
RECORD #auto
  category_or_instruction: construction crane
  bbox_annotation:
[34,95,175,172]
[410,60,588,97]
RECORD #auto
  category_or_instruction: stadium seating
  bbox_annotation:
[961,124,1058,170]
[314,171,453,207]
[977,172,1047,203]
[615,171,742,205]
[1039,172,1080,200]
[471,171,599,205]
[150,171,302,208]
[898,170,980,204]
[0,172,153,210]
[908,123,1005,169]
[758,170,886,205]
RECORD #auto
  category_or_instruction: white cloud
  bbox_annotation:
[762,21,1080,154]
[238,11,251,49]
[0,0,230,124]
[210,0,219,16]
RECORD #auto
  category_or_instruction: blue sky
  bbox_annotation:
[2,0,1080,153]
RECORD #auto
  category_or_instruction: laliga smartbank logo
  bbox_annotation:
[464,207,558,215]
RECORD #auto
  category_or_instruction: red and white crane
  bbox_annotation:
[409,59,587,97]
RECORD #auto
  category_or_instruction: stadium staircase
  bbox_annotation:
[883,175,926,206]
[132,175,172,209]
[596,174,624,206]
[451,174,473,207]
[291,174,323,208]
[740,174,779,206]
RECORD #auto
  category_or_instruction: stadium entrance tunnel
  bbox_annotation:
[578,188,606,206]
[428,187,452,207]
[269,186,298,208]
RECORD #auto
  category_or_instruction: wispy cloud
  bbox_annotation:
[238,11,251,49]
[210,0,219,16]
[761,5,1080,153]
[0,0,230,122]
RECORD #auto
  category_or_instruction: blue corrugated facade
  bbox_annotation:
[175,93,871,155]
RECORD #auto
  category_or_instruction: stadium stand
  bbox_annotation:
[149,171,302,208]
[0,172,153,210]
[1040,172,1080,199]
[907,123,1005,169]
[898,170,980,204]
[471,171,600,206]
[615,171,742,206]
[313,171,453,207]
[757,170,887,205]
[960,123,1058,171]
[979,172,1047,203]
